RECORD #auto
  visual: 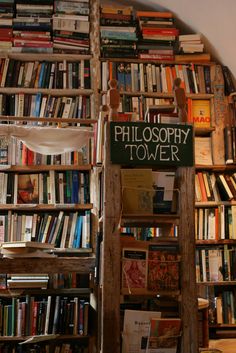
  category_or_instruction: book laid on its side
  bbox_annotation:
[146,317,181,353]
[122,309,161,353]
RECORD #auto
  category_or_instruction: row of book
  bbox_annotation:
[0,58,91,89]
[195,171,236,202]
[0,210,91,249]
[195,246,236,283]
[101,61,212,94]
[0,170,90,205]
[0,93,91,121]
[214,290,236,325]
[195,205,236,241]
[120,225,178,240]
[0,343,88,353]
[122,244,179,293]
[0,137,89,166]
[0,295,89,336]
[0,273,90,290]
[0,0,90,54]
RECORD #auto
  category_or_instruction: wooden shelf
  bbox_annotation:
[0,204,93,211]
[0,256,95,274]
[0,116,97,124]
[210,324,236,328]
[197,281,236,286]
[0,334,90,342]
[121,288,180,296]
[195,164,236,171]
[100,57,214,66]
[0,88,93,95]
[194,127,215,136]
[121,213,180,226]
[100,90,213,99]
[0,164,92,172]
[196,239,236,245]
[1,53,92,61]
[0,287,91,297]
[195,201,236,207]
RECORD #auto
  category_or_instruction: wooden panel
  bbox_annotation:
[178,167,198,353]
[0,257,95,274]
[101,123,121,353]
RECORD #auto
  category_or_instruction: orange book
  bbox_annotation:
[136,11,173,18]
[215,207,219,241]
[197,172,208,202]
[165,66,173,93]
[187,98,193,123]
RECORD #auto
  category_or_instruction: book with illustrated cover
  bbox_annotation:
[147,244,179,292]
[190,99,211,128]
[152,171,176,214]
[122,248,148,293]
[17,174,39,204]
[146,318,181,353]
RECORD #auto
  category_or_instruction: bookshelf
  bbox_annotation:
[0,1,100,351]
[194,64,236,340]
[99,122,197,353]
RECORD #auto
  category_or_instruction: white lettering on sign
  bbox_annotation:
[114,125,191,162]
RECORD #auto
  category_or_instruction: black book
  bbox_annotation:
[224,126,234,164]
[203,65,212,94]
[84,59,90,89]
[222,65,236,95]
[5,59,15,87]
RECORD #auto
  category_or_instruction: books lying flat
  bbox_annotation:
[1,241,54,249]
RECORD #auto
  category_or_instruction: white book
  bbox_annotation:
[49,170,56,204]
[81,211,90,248]
[24,215,33,241]
[44,295,52,335]
[0,215,5,243]
[41,215,52,243]
[24,61,34,88]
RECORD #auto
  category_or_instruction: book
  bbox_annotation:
[152,171,176,214]
[146,318,181,353]
[147,244,179,292]
[17,174,39,204]
[122,309,161,353]
[122,248,148,294]
[194,137,213,165]
[190,99,211,128]
[121,169,154,215]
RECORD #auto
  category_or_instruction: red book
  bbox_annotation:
[142,28,179,36]
[31,301,38,336]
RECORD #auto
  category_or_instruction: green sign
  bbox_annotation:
[110,122,194,166]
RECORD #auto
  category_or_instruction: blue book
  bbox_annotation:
[100,30,137,41]
[73,216,82,248]
[71,171,79,204]
[33,92,42,118]
[38,62,46,88]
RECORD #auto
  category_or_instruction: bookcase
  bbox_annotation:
[194,64,236,340]
[0,0,100,349]
[99,121,198,353]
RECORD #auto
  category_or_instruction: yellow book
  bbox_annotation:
[192,99,211,128]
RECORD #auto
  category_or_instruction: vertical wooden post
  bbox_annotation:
[100,122,121,353]
[178,166,198,353]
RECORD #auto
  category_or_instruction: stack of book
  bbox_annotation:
[100,5,138,58]
[7,274,49,288]
[178,33,204,53]
[136,10,178,60]
[52,0,90,54]
[12,0,53,53]
[0,0,14,52]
